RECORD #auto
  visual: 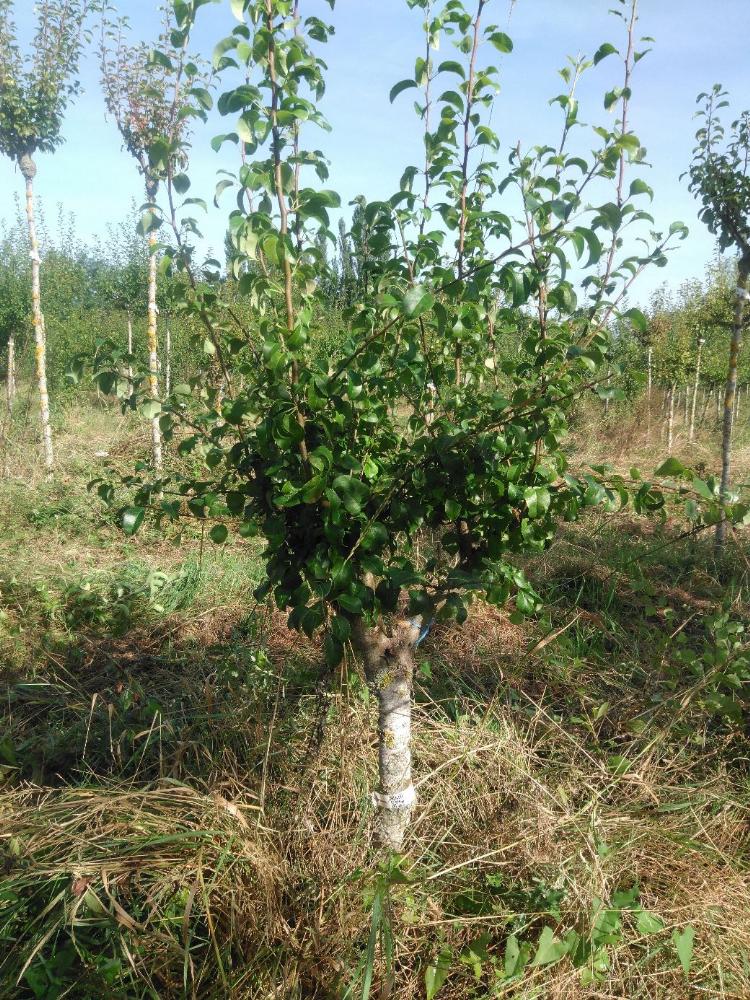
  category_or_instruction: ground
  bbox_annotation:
[0,394,749,999]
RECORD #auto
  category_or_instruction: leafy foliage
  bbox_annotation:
[89,0,700,667]
[99,2,213,199]
[688,85,750,257]
[0,0,94,162]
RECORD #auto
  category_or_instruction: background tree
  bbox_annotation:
[0,0,94,476]
[99,4,211,471]
[688,85,750,547]
[91,207,150,388]
[0,218,30,418]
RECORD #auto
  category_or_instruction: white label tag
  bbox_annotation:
[371,784,417,811]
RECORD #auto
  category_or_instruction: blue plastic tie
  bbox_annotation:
[410,617,434,647]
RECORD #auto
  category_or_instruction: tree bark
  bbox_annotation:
[21,160,54,477]
[147,232,163,472]
[6,332,15,416]
[689,341,703,442]
[646,345,652,434]
[698,387,711,431]
[126,310,134,387]
[353,618,420,852]
[716,256,750,549]
[666,383,675,452]
[165,321,172,398]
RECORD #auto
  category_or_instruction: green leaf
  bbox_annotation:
[338,593,363,614]
[488,31,513,53]
[524,486,551,519]
[531,926,569,967]
[121,507,145,536]
[149,48,173,70]
[607,754,631,776]
[691,476,715,501]
[140,400,162,420]
[173,173,191,195]
[672,926,695,977]
[655,457,686,477]
[390,79,417,103]
[594,42,618,65]
[604,89,620,111]
[332,475,369,515]
[629,178,654,200]
[324,633,344,668]
[574,227,602,267]
[230,0,245,20]
[137,210,162,235]
[331,615,351,642]
[425,947,452,999]
[637,911,665,935]
[209,524,229,544]
[624,307,648,332]
[438,59,465,77]
[445,499,461,520]
[402,285,434,319]
[504,934,524,977]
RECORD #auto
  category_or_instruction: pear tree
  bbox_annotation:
[99,4,212,471]
[0,0,94,476]
[688,86,750,548]
[92,0,719,852]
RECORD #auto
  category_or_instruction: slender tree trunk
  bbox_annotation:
[126,310,134,387]
[689,341,703,442]
[699,387,711,431]
[667,383,675,452]
[353,618,420,852]
[646,346,652,434]
[683,384,689,424]
[21,158,54,477]
[6,332,15,416]
[165,321,172,398]
[147,231,163,472]
[716,257,750,549]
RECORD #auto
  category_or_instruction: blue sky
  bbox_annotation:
[1,0,748,306]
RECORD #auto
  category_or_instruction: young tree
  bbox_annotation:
[0,0,93,476]
[92,206,150,388]
[688,85,750,548]
[93,0,698,852]
[100,6,210,471]
[0,222,30,418]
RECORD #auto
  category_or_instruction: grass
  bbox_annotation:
[1,395,749,998]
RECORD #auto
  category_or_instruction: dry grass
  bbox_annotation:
[2,594,749,998]
[1,398,750,998]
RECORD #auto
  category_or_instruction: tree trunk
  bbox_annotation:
[126,310,134,387]
[603,367,611,417]
[699,387,711,431]
[689,342,703,442]
[353,618,420,852]
[667,383,675,452]
[21,159,54,477]
[6,332,15,416]
[646,346,652,434]
[147,232,163,472]
[716,256,750,549]
[165,321,172,398]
